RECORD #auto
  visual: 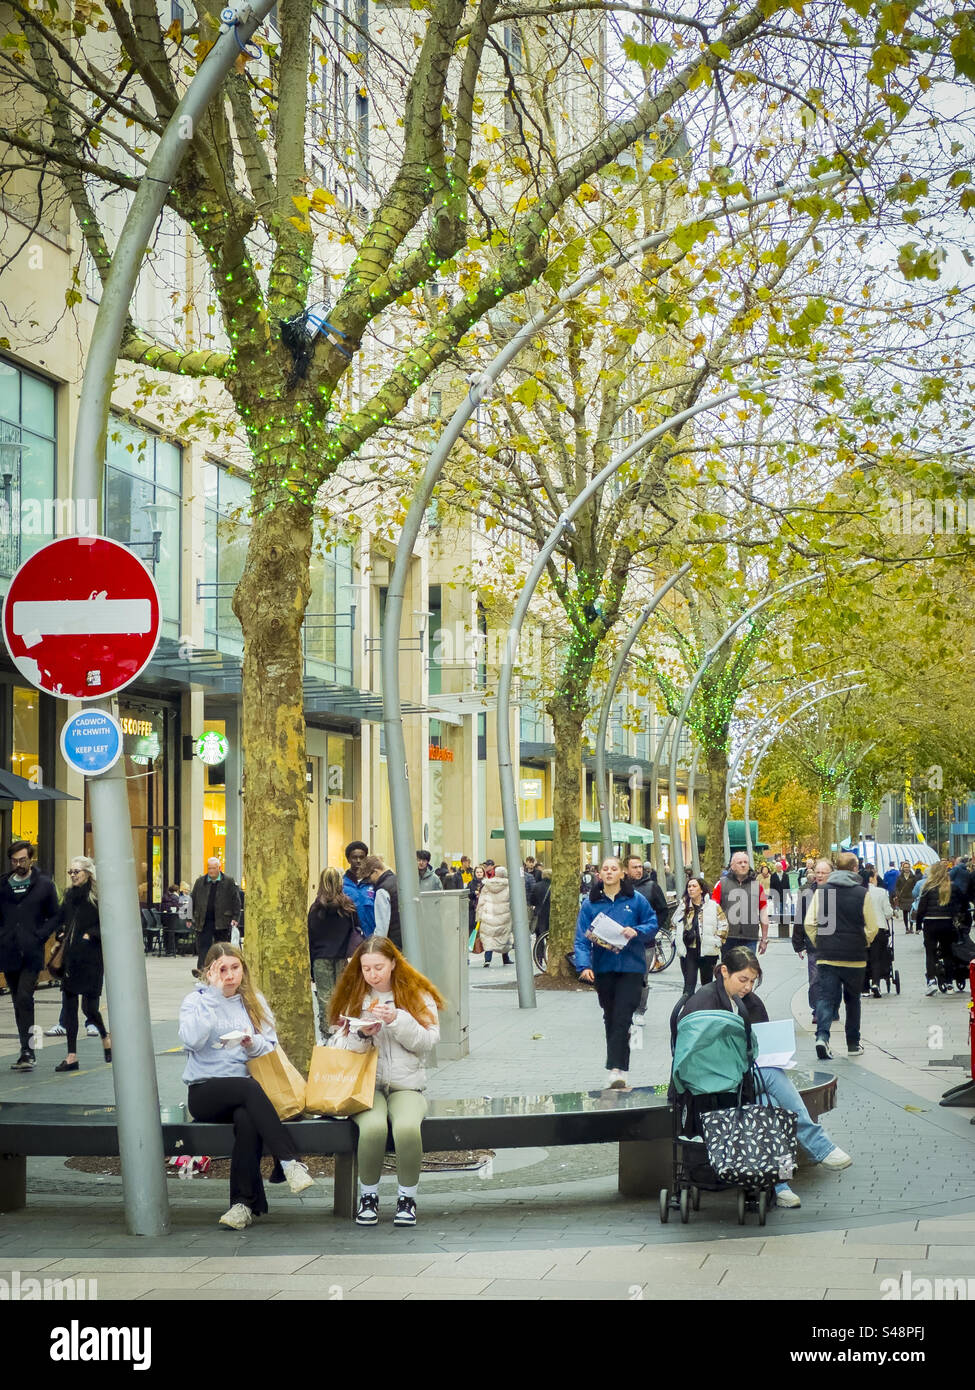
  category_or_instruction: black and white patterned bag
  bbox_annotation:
[700,1101,797,1186]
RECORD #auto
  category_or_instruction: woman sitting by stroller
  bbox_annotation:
[678,946,852,1209]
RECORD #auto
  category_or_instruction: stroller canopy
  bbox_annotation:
[673,1009,755,1096]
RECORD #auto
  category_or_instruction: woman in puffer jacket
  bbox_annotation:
[329,937,446,1228]
[672,875,726,996]
[476,864,513,967]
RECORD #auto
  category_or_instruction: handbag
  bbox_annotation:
[343,921,365,957]
[471,923,484,954]
[46,935,67,980]
[247,1045,307,1119]
[700,1074,797,1185]
[305,1042,378,1116]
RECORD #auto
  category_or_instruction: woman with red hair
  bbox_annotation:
[329,938,445,1228]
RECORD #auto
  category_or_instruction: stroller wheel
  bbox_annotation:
[691,1185,701,1211]
[679,1188,690,1224]
[758,1190,768,1226]
[894,970,901,995]
[659,1188,670,1224]
[737,1189,746,1225]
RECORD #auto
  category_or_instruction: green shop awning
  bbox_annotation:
[490,817,670,845]
[726,819,769,852]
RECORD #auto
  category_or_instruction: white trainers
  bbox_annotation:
[608,1070,627,1090]
[925,981,938,997]
[86,1023,100,1037]
[776,1186,801,1208]
[632,1012,647,1027]
[820,1147,853,1171]
[218,1203,253,1230]
[45,1024,66,1037]
[282,1160,315,1196]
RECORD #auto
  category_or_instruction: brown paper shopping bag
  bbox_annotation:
[304,1043,378,1117]
[247,1045,307,1119]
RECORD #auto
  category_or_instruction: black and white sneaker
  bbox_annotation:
[393,1196,417,1227]
[11,1051,35,1071]
[815,1040,832,1061]
[355,1193,379,1226]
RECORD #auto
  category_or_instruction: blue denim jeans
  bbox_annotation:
[814,963,863,1048]
[758,1065,835,1166]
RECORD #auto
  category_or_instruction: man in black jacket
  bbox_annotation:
[804,852,881,1061]
[627,855,672,1025]
[191,858,242,971]
[0,841,59,1070]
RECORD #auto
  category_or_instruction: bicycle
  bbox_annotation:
[532,923,677,974]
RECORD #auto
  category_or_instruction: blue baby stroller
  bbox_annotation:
[660,1007,778,1226]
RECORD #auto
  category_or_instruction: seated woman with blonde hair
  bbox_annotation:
[329,938,445,1228]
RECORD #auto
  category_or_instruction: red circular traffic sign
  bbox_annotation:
[2,536,161,700]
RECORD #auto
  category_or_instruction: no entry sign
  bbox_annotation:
[2,536,161,700]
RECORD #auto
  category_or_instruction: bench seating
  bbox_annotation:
[0,1070,836,1221]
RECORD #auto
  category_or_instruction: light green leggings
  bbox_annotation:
[352,1088,428,1186]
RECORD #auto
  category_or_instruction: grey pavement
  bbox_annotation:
[1,930,974,1301]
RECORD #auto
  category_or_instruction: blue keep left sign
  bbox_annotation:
[60,709,123,776]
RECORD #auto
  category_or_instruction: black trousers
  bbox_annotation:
[594,971,644,1072]
[681,949,715,996]
[196,925,231,970]
[4,968,38,1052]
[923,924,957,985]
[62,988,106,1052]
[186,1077,299,1214]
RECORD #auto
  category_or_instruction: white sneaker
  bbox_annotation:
[282,1160,315,1196]
[218,1203,253,1230]
[608,1070,627,1090]
[776,1186,801,1208]
[86,1023,99,1037]
[925,981,938,997]
[45,1024,66,1037]
[820,1147,852,1171]
[632,1012,647,1027]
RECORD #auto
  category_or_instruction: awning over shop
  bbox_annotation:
[725,820,768,852]
[490,817,670,845]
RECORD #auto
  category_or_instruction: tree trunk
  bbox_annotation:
[849,806,863,844]
[547,698,587,981]
[233,503,316,1070]
[701,744,729,884]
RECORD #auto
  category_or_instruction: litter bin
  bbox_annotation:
[416,888,469,1060]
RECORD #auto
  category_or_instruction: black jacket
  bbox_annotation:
[57,884,103,997]
[632,874,671,929]
[191,873,241,936]
[678,973,769,1026]
[916,883,971,931]
[308,900,360,967]
[530,877,551,933]
[0,867,59,973]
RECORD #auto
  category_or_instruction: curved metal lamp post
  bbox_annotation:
[70,0,278,1236]
[381,175,840,965]
[742,684,867,859]
[497,385,761,1005]
[688,745,702,877]
[595,565,693,859]
[724,670,865,861]
[650,715,675,882]
[665,574,828,901]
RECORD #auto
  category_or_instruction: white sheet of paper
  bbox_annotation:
[588,911,628,948]
[753,1018,797,1070]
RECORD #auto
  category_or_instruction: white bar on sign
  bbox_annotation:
[12,598,152,644]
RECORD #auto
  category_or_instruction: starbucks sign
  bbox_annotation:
[195,730,229,766]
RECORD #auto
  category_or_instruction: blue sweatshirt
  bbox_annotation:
[178,985,278,1084]
[343,870,376,935]
[573,884,657,975]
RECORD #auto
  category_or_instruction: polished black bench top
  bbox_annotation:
[0,1070,835,1155]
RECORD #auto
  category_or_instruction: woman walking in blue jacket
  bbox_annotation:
[574,856,657,1089]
